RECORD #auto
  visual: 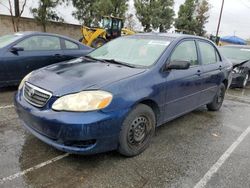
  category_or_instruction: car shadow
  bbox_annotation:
[0,86,17,105]
[0,86,18,92]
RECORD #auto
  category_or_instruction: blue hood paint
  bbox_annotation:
[28,58,146,96]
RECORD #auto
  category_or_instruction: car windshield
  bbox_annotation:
[0,34,23,48]
[220,46,250,61]
[88,36,172,67]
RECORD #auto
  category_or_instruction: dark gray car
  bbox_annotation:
[219,45,250,88]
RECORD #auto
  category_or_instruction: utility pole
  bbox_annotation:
[215,0,224,44]
[14,0,20,17]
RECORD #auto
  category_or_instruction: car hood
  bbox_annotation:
[228,58,250,68]
[28,58,146,96]
[229,58,247,65]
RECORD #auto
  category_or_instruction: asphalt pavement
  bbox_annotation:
[0,86,250,188]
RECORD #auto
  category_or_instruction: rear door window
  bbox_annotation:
[198,41,218,65]
[64,40,79,50]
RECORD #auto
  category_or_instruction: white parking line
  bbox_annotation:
[0,105,14,109]
[194,126,250,188]
[226,94,250,101]
[0,153,69,184]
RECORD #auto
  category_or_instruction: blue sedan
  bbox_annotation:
[15,33,232,156]
[0,32,92,87]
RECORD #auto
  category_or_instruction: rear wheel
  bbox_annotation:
[118,104,156,157]
[207,83,226,111]
[91,38,106,48]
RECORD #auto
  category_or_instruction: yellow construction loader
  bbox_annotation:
[80,16,135,48]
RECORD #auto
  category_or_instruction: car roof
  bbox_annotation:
[13,31,86,46]
[133,32,209,40]
[14,31,66,38]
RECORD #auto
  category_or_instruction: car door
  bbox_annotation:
[0,50,8,86]
[197,40,223,104]
[4,35,65,82]
[163,40,203,121]
[62,39,90,60]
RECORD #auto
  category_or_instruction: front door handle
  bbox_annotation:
[54,54,62,58]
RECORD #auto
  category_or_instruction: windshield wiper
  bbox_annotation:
[84,55,103,61]
[100,59,136,68]
[85,56,137,68]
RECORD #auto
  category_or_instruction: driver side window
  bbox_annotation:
[170,40,198,66]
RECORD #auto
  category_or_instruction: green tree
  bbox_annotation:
[174,0,197,34]
[134,0,151,32]
[69,0,128,26]
[69,0,95,26]
[31,0,63,32]
[195,0,210,36]
[135,0,174,32]
[175,0,210,36]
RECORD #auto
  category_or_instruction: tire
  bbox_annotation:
[240,73,249,88]
[79,37,84,42]
[207,83,226,111]
[91,38,106,48]
[118,104,156,157]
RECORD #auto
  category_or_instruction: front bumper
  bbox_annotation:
[230,73,246,87]
[15,91,129,155]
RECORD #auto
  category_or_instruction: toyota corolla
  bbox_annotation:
[15,34,232,156]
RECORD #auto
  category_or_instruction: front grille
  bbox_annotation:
[23,82,52,107]
[63,139,96,148]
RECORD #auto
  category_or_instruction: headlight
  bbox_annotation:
[233,67,244,74]
[18,72,32,90]
[233,67,240,73]
[52,91,113,112]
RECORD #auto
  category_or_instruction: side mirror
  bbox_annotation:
[9,47,24,54]
[166,60,191,70]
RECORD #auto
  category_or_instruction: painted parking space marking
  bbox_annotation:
[226,94,250,101]
[194,126,250,188]
[0,153,69,184]
[0,105,14,109]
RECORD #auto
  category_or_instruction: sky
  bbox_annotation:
[1,0,250,39]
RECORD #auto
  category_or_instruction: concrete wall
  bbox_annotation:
[0,14,82,40]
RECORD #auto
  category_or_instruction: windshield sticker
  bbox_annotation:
[15,33,23,36]
[240,49,250,52]
[148,41,170,46]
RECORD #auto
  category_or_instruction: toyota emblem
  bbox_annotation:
[28,88,35,97]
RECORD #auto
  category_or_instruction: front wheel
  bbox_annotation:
[207,83,226,111]
[118,104,156,157]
